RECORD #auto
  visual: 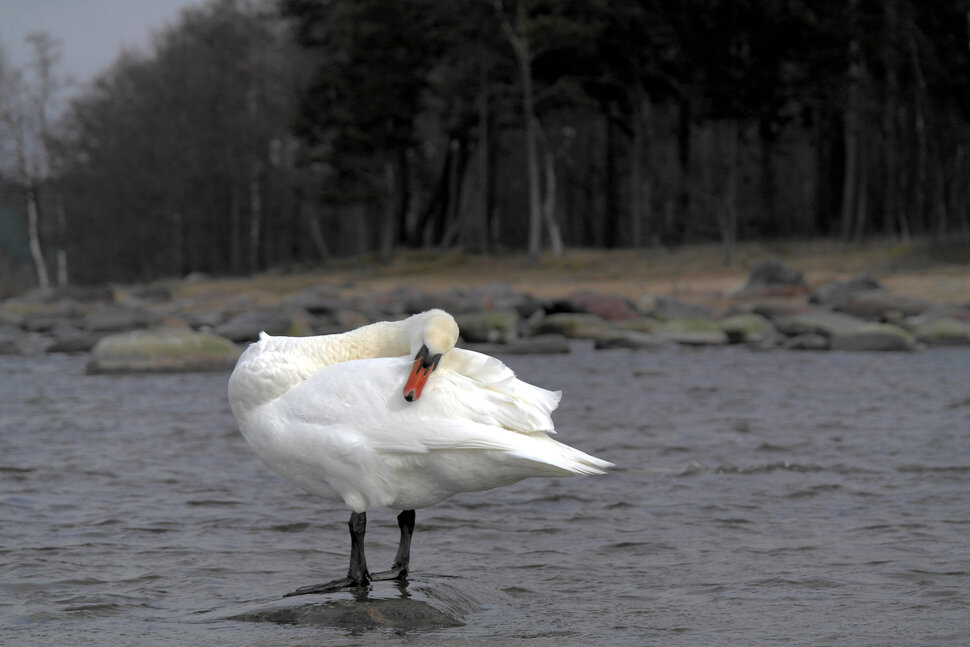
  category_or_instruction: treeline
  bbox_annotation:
[1,0,968,285]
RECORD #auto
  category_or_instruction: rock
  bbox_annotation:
[460,282,538,316]
[809,275,882,307]
[130,285,172,303]
[215,309,299,343]
[905,304,970,326]
[782,333,829,351]
[593,329,672,350]
[549,291,640,321]
[82,305,153,332]
[829,322,916,352]
[639,295,714,321]
[533,312,609,338]
[465,334,571,355]
[86,329,241,374]
[455,310,520,344]
[750,300,819,321]
[833,290,930,322]
[45,324,104,353]
[912,318,970,347]
[0,325,26,355]
[1,297,80,328]
[737,258,807,297]
[283,285,345,315]
[774,310,866,337]
[617,317,662,333]
[652,318,729,345]
[184,271,210,283]
[719,312,777,345]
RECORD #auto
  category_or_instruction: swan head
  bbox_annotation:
[403,309,459,402]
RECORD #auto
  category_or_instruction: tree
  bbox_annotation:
[0,34,64,289]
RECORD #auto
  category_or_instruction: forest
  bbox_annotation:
[0,0,968,287]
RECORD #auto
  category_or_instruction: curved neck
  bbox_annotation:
[228,319,411,417]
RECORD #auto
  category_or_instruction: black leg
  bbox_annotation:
[283,511,370,597]
[372,509,415,581]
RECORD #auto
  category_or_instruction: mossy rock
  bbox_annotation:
[652,318,728,345]
[913,318,970,347]
[86,329,241,374]
[719,313,776,344]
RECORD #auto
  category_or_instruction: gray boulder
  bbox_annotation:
[283,285,345,315]
[550,291,640,321]
[86,329,241,374]
[774,310,866,337]
[719,312,777,345]
[593,329,672,350]
[533,312,609,338]
[639,295,714,321]
[465,334,571,355]
[809,275,882,307]
[82,305,153,332]
[833,290,930,322]
[455,310,520,344]
[215,309,299,343]
[652,318,729,346]
[737,258,807,297]
[782,333,829,351]
[912,318,970,347]
[829,323,916,352]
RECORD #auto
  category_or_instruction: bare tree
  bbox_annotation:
[0,39,57,289]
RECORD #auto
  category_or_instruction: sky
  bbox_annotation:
[0,0,204,92]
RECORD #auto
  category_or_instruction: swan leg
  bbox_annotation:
[371,509,415,581]
[283,511,370,597]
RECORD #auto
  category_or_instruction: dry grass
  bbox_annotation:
[168,238,970,308]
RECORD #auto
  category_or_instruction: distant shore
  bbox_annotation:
[163,239,970,309]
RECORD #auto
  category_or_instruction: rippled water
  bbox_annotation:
[2,344,969,646]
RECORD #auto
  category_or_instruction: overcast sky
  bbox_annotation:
[0,0,204,92]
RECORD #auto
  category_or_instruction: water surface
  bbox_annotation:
[2,345,968,645]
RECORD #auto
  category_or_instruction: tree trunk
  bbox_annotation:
[541,136,564,257]
[248,159,262,272]
[496,0,542,263]
[717,121,739,266]
[630,85,645,247]
[25,181,50,289]
[379,159,396,265]
[840,35,862,241]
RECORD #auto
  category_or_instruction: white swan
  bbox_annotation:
[228,308,611,595]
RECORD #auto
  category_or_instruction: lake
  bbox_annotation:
[2,344,968,646]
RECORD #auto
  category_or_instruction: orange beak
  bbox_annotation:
[403,345,440,402]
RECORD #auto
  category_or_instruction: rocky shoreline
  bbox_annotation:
[1,259,969,374]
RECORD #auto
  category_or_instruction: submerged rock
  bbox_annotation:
[86,329,241,374]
